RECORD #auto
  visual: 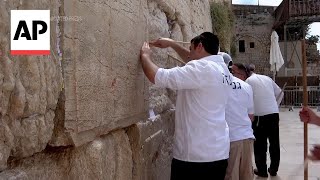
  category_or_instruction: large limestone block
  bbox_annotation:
[60,0,213,147]
[61,0,149,147]
[1,130,132,180]
[69,130,133,180]
[0,170,28,180]
[0,0,62,170]
[127,110,175,180]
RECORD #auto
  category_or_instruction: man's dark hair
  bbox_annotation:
[191,32,219,55]
[233,63,250,78]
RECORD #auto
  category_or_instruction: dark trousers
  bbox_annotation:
[170,158,228,180]
[252,113,280,173]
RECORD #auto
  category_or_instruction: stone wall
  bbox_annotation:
[232,4,319,77]
[0,0,215,179]
[232,5,276,76]
[0,0,62,170]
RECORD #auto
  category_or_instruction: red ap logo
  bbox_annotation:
[11,10,50,55]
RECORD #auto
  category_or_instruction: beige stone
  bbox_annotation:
[1,130,132,180]
[69,130,133,180]
[1,0,219,178]
[127,110,175,180]
[10,111,55,158]
[0,0,62,170]
[61,0,213,147]
[0,170,28,180]
[61,0,149,147]
[48,91,73,147]
[149,86,174,115]
[0,121,14,170]
[233,5,275,75]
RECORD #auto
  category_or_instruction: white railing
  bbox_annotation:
[285,67,320,76]
[281,86,320,107]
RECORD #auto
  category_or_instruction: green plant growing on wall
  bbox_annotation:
[210,2,234,53]
[230,36,237,57]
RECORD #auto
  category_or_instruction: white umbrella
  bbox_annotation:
[270,31,284,80]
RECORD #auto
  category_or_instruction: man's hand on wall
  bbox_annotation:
[140,42,151,61]
[139,42,159,84]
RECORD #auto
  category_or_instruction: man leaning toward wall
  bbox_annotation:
[139,32,232,180]
[245,65,283,178]
[220,57,255,180]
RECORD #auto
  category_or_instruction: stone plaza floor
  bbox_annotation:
[254,108,320,180]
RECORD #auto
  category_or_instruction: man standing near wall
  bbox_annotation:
[139,32,232,180]
[220,55,255,180]
[245,66,283,178]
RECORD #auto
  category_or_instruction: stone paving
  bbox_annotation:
[254,108,320,180]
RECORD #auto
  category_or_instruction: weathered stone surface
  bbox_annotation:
[149,86,174,115]
[233,5,275,75]
[2,130,132,180]
[124,2,215,179]
[127,110,175,180]
[0,0,62,170]
[69,130,133,180]
[0,170,28,180]
[61,0,213,147]
[1,0,217,179]
[48,91,73,147]
[0,121,13,171]
[61,0,149,147]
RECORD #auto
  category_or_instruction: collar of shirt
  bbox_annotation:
[189,55,224,64]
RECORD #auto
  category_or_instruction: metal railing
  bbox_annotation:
[290,0,320,17]
[273,0,320,29]
[280,86,320,107]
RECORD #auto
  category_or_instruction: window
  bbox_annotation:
[250,42,255,48]
[239,40,245,52]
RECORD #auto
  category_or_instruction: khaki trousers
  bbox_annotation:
[224,139,254,180]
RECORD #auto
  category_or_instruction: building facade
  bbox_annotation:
[232,4,320,77]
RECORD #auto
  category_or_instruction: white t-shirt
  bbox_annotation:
[226,76,255,142]
[155,55,232,162]
[246,73,282,116]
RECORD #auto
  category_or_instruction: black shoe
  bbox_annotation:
[268,168,277,176]
[254,169,268,177]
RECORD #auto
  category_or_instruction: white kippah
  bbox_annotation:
[218,52,233,67]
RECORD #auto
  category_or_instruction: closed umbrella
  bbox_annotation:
[270,31,284,80]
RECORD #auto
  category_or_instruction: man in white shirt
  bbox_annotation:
[140,32,232,180]
[220,55,255,180]
[245,67,283,177]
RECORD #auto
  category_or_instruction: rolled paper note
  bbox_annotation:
[148,108,156,121]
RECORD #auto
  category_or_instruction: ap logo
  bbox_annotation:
[11,10,50,55]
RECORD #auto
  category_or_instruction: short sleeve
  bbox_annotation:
[155,61,215,90]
